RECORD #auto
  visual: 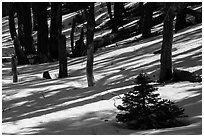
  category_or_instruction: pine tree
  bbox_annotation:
[116,73,187,129]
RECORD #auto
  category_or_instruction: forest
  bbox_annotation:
[2,2,202,135]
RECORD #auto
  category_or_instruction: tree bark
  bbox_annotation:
[58,35,68,78]
[141,2,154,39]
[36,2,49,63]
[112,2,123,33]
[50,2,62,60]
[11,55,18,82]
[8,2,17,40]
[86,3,95,87]
[13,37,29,65]
[159,3,176,83]
[20,2,34,55]
[70,18,76,56]
[106,2,113,20]
[31,3,38,31]
[15,3,24,46]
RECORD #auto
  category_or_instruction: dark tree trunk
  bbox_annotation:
[70,18,76,56]
[35,2,49,63]
[13,37,30,65]
[8,2,17,40]
[112,2,123,33]
[74,26,86,57]
[175,6,187,32]
[15,3,24,46]
[86,3,95,87]
[11,55,18,83]
[106,2,113,20]
[20,2,34,55]
[58,35,68,78]
[138,2,144,34]
[31,3,38,31]
[142,2,154,39]
[159,3,176,83]
[50,2,62,60]
[185,7,202,23]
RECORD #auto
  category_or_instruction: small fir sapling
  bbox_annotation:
[116,73,187,129]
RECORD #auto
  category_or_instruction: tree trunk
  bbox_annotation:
[70,18,76,56]
[8,2,17,40]
[112,2,123,33]
[20,2,34,55]
[15,3,24,46]
[36,2,49,63]
[175,7,187,32]
[13,37,30,65]
[58,35,68,78]
[106,2,113,20]
[138,2,144,34]
[159,3,176,83]
[74,26,86,57]
[86,3,95,87]
[11,55,18,82]
[31,3,38,31]
[142,2,154,39]
[50,2,62,60]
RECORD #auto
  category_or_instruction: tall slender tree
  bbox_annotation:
[141,2,154,39]
[50,2,62,60]
[112,2,124,33]
[20,2,34,55]
[86,3,95,87]
[35,2,49,63]
[70,17,76,56]
[8,2,17,40]
[159,3,176,82]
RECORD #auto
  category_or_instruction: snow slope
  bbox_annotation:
[2,22,202,134]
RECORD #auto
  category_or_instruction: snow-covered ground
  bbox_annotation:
[2,22,202,134]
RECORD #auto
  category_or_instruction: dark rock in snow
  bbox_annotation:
[43,71,52,79]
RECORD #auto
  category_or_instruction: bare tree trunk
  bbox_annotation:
[20,2,34,55]
[13,37,29,65]
[8,2,17,40]
[58,35,68,78]
[31,3,38,31]
[50,2,62,60]
[159,3,176,83]
[15,3,24,46]
[138,2,144,34]
[35,2,49,63]
[141,2,154,39]
[86,3,95,87]
[70,18,76,56]
[112,2,123,33]
[11,55,18,83]
[106,2,113,20]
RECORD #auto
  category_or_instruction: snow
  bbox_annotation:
[1,4,202,135]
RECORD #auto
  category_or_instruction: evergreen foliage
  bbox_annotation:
[116,73,187,129]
